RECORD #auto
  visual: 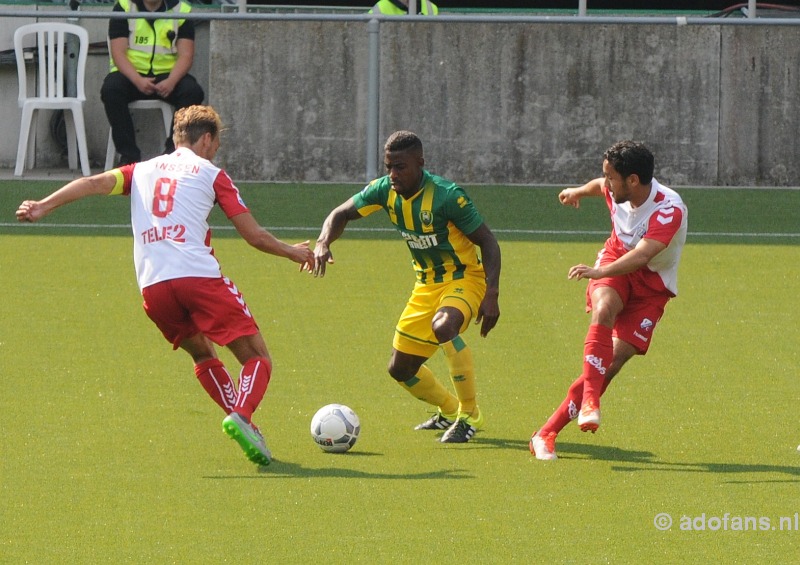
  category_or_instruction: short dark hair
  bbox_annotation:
[603,140,654,185]
[385,130,423,154]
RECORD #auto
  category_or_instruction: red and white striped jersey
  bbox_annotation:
[602,178,687,296]
[111,148,249,290]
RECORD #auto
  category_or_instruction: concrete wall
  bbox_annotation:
[375,21,720,186]
[719,25,800,186]
[209,18,799,186]
[209,19,370,182]
[2,12,799,186]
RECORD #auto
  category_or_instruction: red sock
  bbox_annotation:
[540,365,616,435]
[234,357,272,421]
[194,359,237,414]
[581,324,613,407]
[541,376,583,434]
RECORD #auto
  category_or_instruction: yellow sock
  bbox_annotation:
[441,336,477,416]
[398,364,459,416]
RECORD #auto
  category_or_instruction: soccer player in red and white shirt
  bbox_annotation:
[16,105,313,467]
[530,141,687,461]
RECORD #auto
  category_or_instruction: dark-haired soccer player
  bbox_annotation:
[530,140,687,460]
[309,130,501,443]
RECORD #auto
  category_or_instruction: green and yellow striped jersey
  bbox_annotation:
[352,170,485,284]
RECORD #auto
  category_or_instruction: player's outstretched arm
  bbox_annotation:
[310,198,362,278]
[230,212,314,266]
[558,177,604,208]
[16,172,118,223]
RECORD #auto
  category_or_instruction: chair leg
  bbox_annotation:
[161,108,172,143]
[105,128,116,171]
[27,111,37,170]
[70,106,91,177]
[15,105,35,177]
[63,111,78,171]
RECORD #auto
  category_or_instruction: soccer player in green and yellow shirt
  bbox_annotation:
[310,131,501,443]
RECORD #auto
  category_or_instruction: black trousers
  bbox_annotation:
[100,71,205,165]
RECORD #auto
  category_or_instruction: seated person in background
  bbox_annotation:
[101,0,205,166]
[370,0,439,15]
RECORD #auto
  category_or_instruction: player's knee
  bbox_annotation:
[387,362,410,383]
[591,306,617,327]
[387,357,422,383]
[432,309,464,343]
[432,326,458,344]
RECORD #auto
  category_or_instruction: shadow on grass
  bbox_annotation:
[557,441,658,463]
[556,441,800,480]
[611,461,800,480]
[426,436,532,451]
[204,436,531,478]
[205,457,474,480]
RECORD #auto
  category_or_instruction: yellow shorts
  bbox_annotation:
[393,275,486,358]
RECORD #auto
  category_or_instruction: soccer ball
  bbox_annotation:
[310,404,360,453]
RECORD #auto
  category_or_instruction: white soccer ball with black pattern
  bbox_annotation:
[310,404,360,453]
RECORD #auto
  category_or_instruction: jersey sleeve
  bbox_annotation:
[109,164,135,196]
[601,184,615,211]
[446,186,484,235]
[645,204,685,246]
[351,180,385,217]
[108,3,129,40]
[213,170,249,218]
[177,18,195,40]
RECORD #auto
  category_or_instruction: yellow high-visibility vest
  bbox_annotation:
[370,0,439,15]
[110,0,191,75]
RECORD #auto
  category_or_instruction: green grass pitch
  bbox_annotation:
[1,181,799,562]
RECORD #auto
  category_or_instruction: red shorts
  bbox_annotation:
[586,271,671,354]
[142,276,260,349]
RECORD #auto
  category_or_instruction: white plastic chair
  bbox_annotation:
[105,100,174,170]
[14,22,91,177]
